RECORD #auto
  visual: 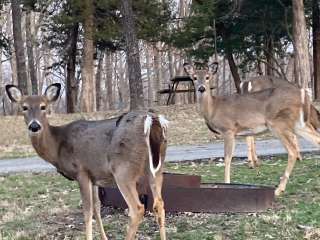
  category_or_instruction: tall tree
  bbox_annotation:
[80,0,95,112]
[11,0,28,94]
[313,0,320,100]
[25,7,38,95]
[292,0,311,89]
[169,0,293,90]
[105,51,114,110]
[66,23,79,113]
[120,0,144,110]
[95,50,104,111]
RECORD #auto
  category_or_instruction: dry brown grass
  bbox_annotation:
[0,105,215,159]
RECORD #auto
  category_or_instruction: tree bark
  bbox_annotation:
[105,51,114,110]
[120,0,144,110]
[11,0,28,94]
[96,51,104,111]
[292,0,311,89]
[145,45,153,106]
[313,0,320,100]
[80,0,95,112]
[25,9,38,95]
[265,35,274,76]
[66,23,79,113]
[153,44,161,104]
[226,51,241,93]
[0,24,3,115]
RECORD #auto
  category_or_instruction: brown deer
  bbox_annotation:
[5,83,169,240]
[184,62,320,196]
[240,76,320,168]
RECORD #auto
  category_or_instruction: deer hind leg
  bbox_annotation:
[295,122,320,146]
[115,176,144,240]
[78,172,94,240]
[149,172,166,240]
[92,186,108,240]
[271,128,299,196]
[292,134,302,161]
[246,136,261,168]
[224,133,235,183]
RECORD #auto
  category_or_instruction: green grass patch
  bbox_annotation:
[1,156,320,239]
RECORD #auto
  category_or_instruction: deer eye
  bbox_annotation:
[22,106,28,111]
[40,105,46,111]
[193,75,197,80]
[205,75,210,80]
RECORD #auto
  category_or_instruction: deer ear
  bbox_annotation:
[209,62,218,74]
[5,85,23,103]
[183,63,195,76]
[44,83,61,103]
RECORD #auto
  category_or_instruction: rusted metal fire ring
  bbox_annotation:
[99,172,275,213]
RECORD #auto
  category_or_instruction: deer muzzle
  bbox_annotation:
[28,120,42,133]
[198,85,206,93]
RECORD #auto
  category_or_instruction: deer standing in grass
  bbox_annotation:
[5,83,168,240]
[240,76,320,168]
[184,62,320,196]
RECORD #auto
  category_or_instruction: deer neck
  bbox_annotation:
[30,119,59,167]
[197,91,217,121]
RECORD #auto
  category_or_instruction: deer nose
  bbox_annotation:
[198,85,206,93]
[28,121,42,132]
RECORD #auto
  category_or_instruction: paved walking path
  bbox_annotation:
[0,138,319,174]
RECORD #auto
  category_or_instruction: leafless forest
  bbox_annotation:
[0,0,319,113]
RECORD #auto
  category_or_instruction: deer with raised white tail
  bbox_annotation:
[184,62,320,196]
[6,83,169,240]
[240,75,320,168]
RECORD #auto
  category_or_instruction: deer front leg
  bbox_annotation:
[78,172,94,240]
[92,185,108,240]
[224,133,235,183]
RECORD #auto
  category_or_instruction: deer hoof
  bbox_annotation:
[246,161,255,169]
[275,188,282,196]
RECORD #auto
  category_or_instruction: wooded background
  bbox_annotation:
[0,0,319,113]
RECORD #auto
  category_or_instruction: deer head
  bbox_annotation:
[184,62,218,96]
[5,83,61,136]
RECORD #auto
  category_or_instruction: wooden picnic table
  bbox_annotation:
[158,76,196,105]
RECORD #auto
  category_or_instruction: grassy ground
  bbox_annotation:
[1,155,320,240]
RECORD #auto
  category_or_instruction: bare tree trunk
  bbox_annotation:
[292,0,311,89]
[11,0,28,94]
[80,0,95,112]
[25,9,38,95]
[168,48,174,78]
[0,24,3,115]
[265,36,274,76]
[226,51,241,93]
[221,26,241,93]
[96,51,104,111]
[145,46,153,106]
[153,45,161,105]
[66,23,79,113]
[120,0,144,110]
[313,0,320,100]
[105,51,114,110]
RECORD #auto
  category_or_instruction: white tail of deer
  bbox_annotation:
[6,83,168,240]
[184,63,320,196]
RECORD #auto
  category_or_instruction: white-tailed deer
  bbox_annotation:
[240,76,320,168]
[5,83,169,240]
[184,62,320,196]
